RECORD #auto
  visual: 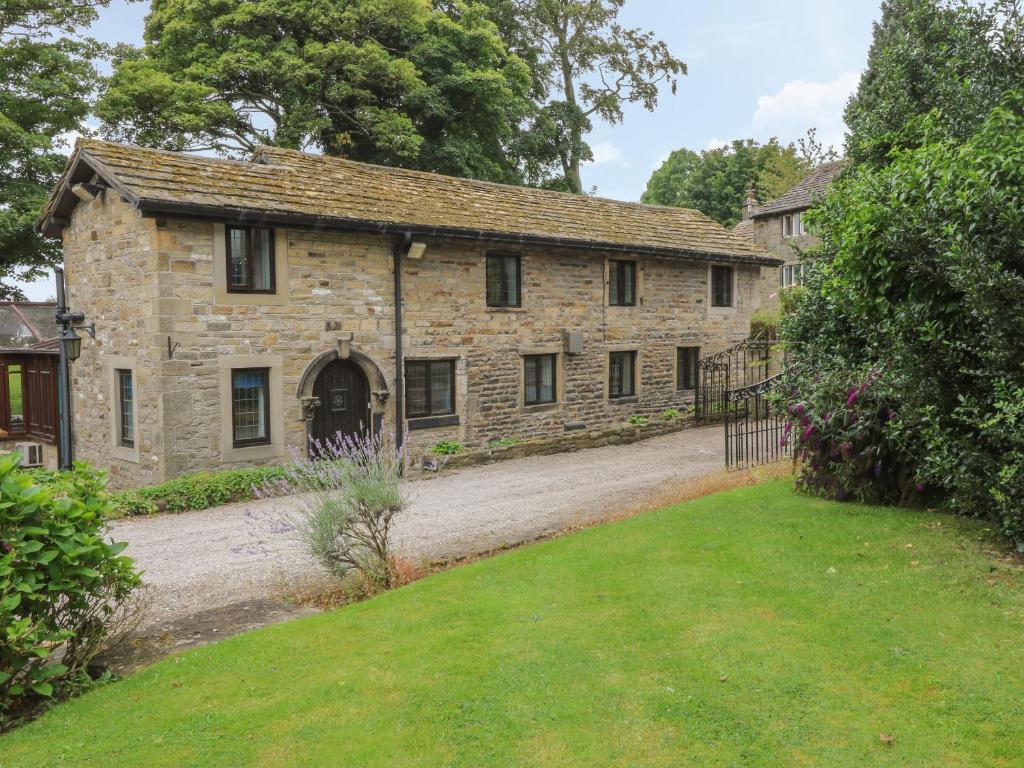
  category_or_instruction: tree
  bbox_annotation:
[98,0,535,184]
[0,0,109,300]
[475,0,686,192]
[781,95,1024,545]
[845,0,1024,167]
[641,137,823,227]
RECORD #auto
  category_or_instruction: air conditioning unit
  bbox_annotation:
[15,442,44,468]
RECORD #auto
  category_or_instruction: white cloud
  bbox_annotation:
[705,137,728,151]
[751,71,860,153]
[588,141,629,167]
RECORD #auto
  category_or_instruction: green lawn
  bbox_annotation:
[4,482,1023,766]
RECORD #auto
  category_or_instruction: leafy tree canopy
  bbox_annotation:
[474,0,686,192]
[845,0,1024,168]
[98,0,535,184]
[0,0,110,300]
[641,132,835,227]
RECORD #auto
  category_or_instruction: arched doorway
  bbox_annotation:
[309,359,371,449]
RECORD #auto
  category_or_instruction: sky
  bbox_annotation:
[16,0,881,300]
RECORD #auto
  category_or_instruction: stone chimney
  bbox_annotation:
[741,189,759,221]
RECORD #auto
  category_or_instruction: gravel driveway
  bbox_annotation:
[111,427,724,638]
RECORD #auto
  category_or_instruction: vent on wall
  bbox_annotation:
[15,442,44,468]
[564,331,584,356]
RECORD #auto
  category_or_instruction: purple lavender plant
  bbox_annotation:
[255,429,410,589]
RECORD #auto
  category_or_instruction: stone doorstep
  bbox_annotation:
[412,416,696,477]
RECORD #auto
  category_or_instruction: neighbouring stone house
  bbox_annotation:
[734,160,845,290]
[40,139,781,487]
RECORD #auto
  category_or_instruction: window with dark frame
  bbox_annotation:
[486,253,521,307]
[231,368,271,447]
[405,360,456,418]
[4,362,25,435]
[523,354,557,406]
[116,369,134,448]
[676,347,700,391]
[608,351,637,399]
[711,266,733,307]
[226,225,275,293]
[608,260,637,306]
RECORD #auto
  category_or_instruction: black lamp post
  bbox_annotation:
[54,267,95,470]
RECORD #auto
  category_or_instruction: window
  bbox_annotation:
[524,354,556,406]
[677,347,700,391]
[231,368,271,447]
[711,265,734,307]
[608,260,637,306]
[116,369,134,448]
[226,226,275,293]
[406,360,456,418]
[783,212,804,239]
[608,351,637,399]
[4,362,25,435]
[486,253,521,307]
[781,264,805,288]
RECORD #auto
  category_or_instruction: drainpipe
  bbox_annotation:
[393,233,410,450]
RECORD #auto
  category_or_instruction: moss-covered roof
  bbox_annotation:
[42,139,780,265]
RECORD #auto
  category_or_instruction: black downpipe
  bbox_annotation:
[393,234,410,450]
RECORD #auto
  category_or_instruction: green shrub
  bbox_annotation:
[1,456,140,722]
[628,415,650,427]
[662,408,680,421]
[108,465,289,517]
[431,440,464,456]
[782,95,1024,549]
[749,307,781,339]
[488,437,520,448]
[778,285,807,317]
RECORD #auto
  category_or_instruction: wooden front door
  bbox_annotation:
[310,359,371,449]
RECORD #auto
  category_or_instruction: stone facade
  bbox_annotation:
[734,161,846,293]
[63,192,773,488]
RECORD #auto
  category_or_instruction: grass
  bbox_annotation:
[4,481,1023,766]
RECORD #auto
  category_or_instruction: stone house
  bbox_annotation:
[40,139,780,487]
[734,160,845,289]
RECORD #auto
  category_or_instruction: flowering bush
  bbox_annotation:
[778,366,918,505]
[782,94,1024,549]
[262,432,408,590]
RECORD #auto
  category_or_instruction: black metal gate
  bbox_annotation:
[724,373,792,469]
[696,336,775,424]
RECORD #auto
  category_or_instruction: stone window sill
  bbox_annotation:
[407,414,460,431]
[608,396,639,405]
[521,402,560,415]
[485,306,527,314]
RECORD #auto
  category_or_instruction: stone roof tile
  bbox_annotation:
[752,160,846,218]
[42,140,781,266]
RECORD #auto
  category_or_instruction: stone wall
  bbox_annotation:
[62,193,163,487]
[748,213,821,277]
[63,194,773,487]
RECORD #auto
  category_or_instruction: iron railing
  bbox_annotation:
[724,373,793,469]
[696,336,775,424]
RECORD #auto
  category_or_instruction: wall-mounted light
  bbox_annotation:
[71,182,104,202]
[405,241,427,260]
